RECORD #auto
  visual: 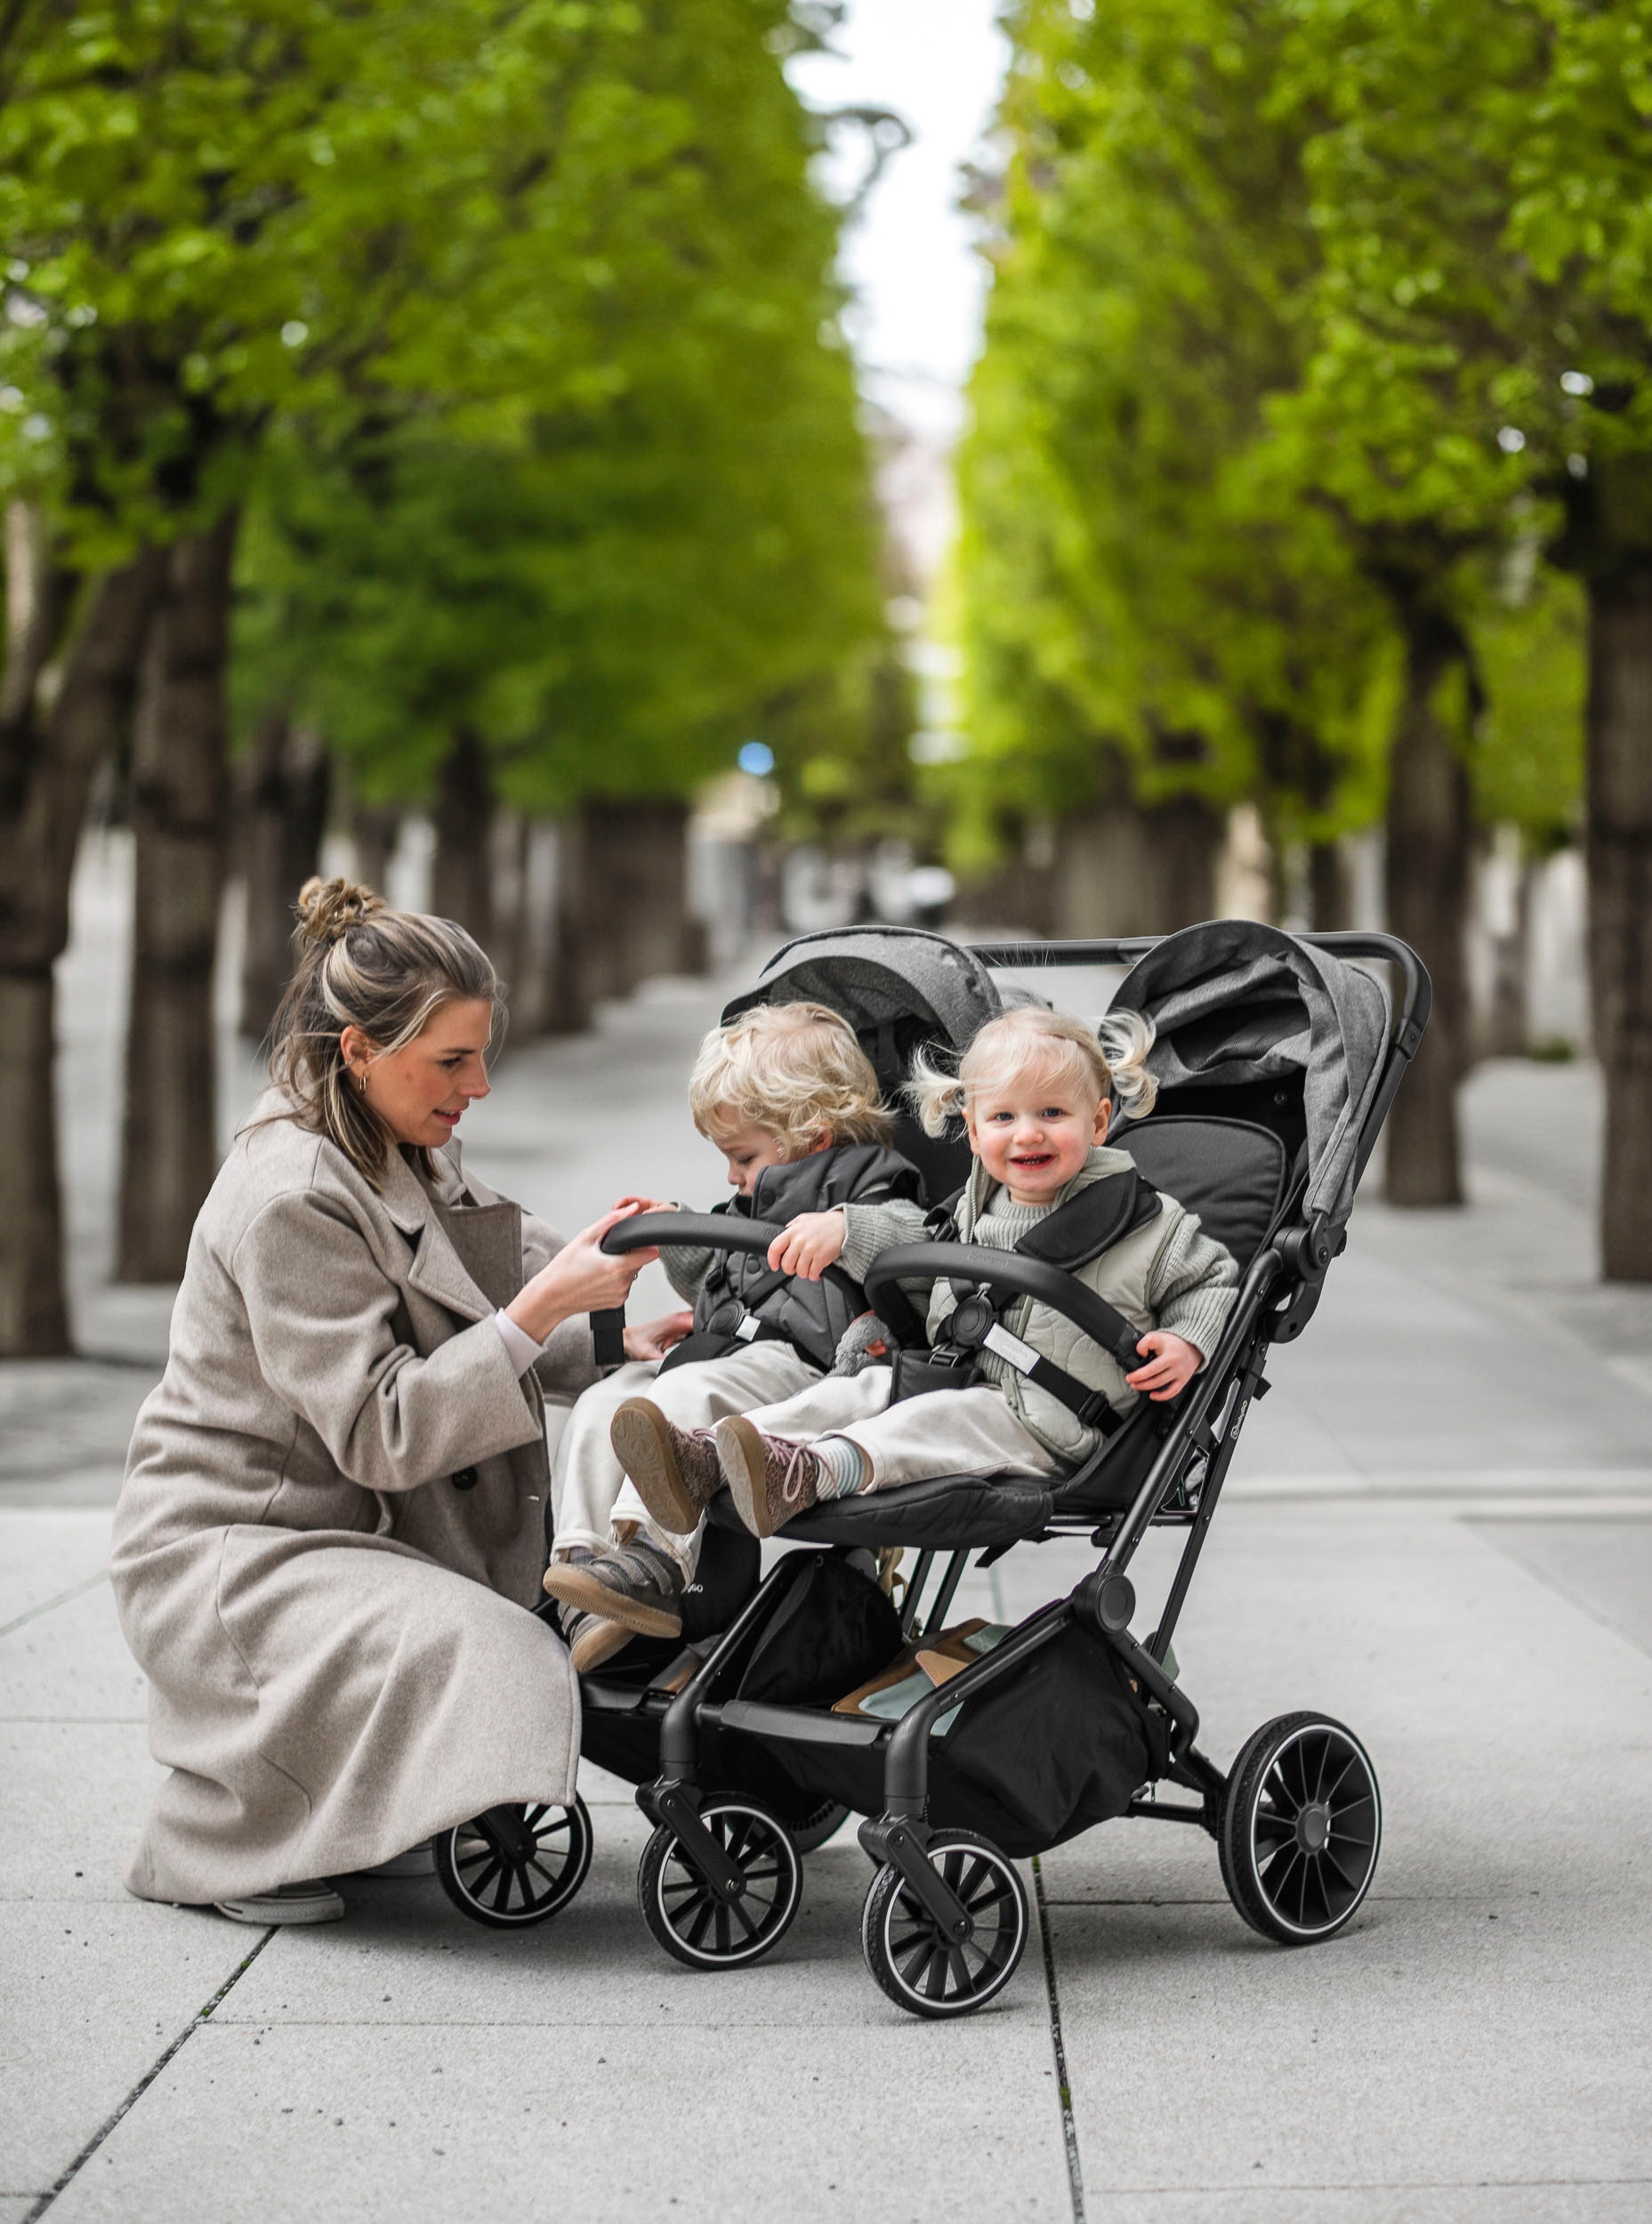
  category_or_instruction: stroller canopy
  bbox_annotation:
[723,926,1002,1052]
[1108,920,1391,1230]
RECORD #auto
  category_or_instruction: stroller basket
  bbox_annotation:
[435,920,1425,2019]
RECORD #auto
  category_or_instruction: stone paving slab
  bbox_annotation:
[0,1515,112,1631]
[0,1904,259,2199]
[43,2014,1074,2224]
[0,1585,147,1721]
[1081,2183,1652,2222]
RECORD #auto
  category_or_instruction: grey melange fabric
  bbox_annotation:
[110,1093,599,1907]
[1108,920,1392,1230]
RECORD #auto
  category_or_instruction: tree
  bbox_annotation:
[0,0,890,1328]
[955,0,1390,945]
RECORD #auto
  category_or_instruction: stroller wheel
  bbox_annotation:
[861,1830,1027,2019]
[1220,1712,1381,1945]
[434,1796,593,1929]
[789,1799,852,1855]
[638,1797,802,1970]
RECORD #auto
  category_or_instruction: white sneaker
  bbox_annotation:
[214,1879,345,1925]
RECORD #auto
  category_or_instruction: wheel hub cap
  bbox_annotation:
[1296,1801,1331,1852]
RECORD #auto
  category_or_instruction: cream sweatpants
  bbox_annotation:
[745,1368,1062,1493]
[550,1342,821,1575]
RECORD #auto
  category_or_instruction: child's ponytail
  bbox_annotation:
[1097,1008,1158,1121]
[907,1043,969,1138]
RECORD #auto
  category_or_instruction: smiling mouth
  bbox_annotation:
[1010,1151,1055,1168]
[436,1108,463,1124]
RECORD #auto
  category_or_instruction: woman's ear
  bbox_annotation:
[339,1023,375,1081]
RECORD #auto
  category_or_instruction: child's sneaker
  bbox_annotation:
[608,1398,722,1534]
[561,1607,637,1675]
[713,1416,823,1537]
[542,1538,685,1638]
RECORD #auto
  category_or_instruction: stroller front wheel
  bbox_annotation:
[1220,1712,1382,1945]
[861,1829,1028,2019]
[434,1795,594,1929]
[638,1796,803,1970]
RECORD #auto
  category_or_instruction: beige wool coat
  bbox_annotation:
[110,1094,600,1906]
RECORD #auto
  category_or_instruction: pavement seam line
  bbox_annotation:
[0,1571,109,1642]
[22,1927,276,2222]
[1031,1853,1085,2223]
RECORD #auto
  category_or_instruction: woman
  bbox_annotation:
[110,878,682,1925]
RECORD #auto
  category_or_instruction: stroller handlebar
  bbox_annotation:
[865,1241,1148,1371]
[599,1211,783,1258]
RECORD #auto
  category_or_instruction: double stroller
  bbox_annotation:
[432,918,1429,2019]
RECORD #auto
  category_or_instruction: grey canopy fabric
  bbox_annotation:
[1108,920,1392,1229]
[723,925,1003,1051]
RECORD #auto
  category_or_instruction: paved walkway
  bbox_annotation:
[3,867,1649,2221]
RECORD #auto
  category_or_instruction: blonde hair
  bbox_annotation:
[263,877,504,1183]
[689,1001,892,1157]
[908,1005,1158,1137]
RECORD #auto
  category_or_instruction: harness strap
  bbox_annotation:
[972,1319,1127,1436]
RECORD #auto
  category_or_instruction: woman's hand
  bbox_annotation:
[766,1207,847,1281]
[1124,1330,1202,1403]
[506,1205,657,1343]
[625,1310,695,1362]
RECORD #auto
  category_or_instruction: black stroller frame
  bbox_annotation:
[435,926,1430,2019]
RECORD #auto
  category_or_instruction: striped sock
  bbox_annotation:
[812,1435,871,1500]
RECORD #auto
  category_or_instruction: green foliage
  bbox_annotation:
[0,0,892,804]
[1473,568,1585,847]
[955,0,1600,871]
[955,0,1393,870]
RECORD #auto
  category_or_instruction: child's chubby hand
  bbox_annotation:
[625,1310,696,1362]
[1124,1330,1202,1402]
[613,1194,678,1221]
[766,1206,848,1281]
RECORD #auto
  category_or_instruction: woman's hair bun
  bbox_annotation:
[296,876,385,947]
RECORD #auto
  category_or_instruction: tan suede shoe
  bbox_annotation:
[608,1398,722,1534]
[542,1539,684,1639]
[713,1415,823,1538]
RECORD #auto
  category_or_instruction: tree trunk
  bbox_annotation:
[1382,604,1472,1208]
[573,799,699,1004]
[431,727,495,943]
[1053,787,1223,938]
[350,799,399,895]
[1309,840,1352,931]
[117,512,239,1283]
[238,713,331,1043]
[0,507,165,1352]
[1585,567,1652,1280]
[542,813,592,1035]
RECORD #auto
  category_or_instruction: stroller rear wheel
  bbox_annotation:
[788,1798,851,1854]
[638,1796,803,1970]
[1220,1712,1381,1945]
[861,1830,1028,2019]
[434,1796,594,1929]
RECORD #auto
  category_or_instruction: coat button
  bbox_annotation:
[452,1466,479,1492]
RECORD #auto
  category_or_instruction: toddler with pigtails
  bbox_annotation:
[609,1004,1239,1539]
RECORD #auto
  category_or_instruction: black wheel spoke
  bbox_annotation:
[726,1892,761,1941]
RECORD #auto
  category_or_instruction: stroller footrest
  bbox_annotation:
[712,1700,885,1747]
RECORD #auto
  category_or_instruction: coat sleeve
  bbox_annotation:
[233,1188,546,1493]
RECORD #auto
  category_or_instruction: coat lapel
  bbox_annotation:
[376,1148,497,1324]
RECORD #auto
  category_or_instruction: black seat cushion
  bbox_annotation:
[705,1471,1053,1550]
[1114,1115,1290,1265]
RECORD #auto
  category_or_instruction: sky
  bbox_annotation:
[787,0,1011,447]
